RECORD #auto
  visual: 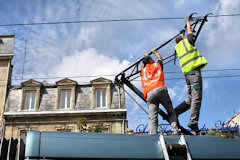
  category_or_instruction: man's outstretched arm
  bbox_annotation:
[150,49,162,61]
[185,16,193,34]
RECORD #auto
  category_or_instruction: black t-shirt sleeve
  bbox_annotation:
[157,60,163,70]
[187,33,195,46]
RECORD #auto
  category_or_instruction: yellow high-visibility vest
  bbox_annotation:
[175,38,208,75]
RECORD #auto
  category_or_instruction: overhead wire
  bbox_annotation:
[132,75,240,81]
[0,13,239,27]
[0,74,238,86]
[0,73,238,86]
[3,68,240,82]
[0,13,239,84]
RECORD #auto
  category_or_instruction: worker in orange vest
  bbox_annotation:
[141,49,180,135]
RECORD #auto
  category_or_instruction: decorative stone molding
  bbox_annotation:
[55,125,75,132]
[21,79,42,111]
[90,77,112,109]
[56,78,77,110]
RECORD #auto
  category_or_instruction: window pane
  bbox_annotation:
[102,90,106,107]
[30,92,36,109]
[96,90,101,107]
[95,89,106,108]
[60,90,71,109]
[57,129,71,132]
[20,130,28,143]
[24,92,30,110]
[25,91,36,110]
[101,128,109,133]
[66,91,71,108]
[60,91,65,109]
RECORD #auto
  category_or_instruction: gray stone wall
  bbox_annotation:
[5,83,126,112]
[111,85,126,109]
[0,34,15,56]
[5,87,22,112]
[75,86,92,110]
[39,87,57,111]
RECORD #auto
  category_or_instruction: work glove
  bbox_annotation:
[150,48,156,53]
[180,29,185,35]
[144,52,150,57]
[185,16,190,22]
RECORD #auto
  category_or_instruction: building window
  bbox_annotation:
[55,126,74,132]
[24,91,36,110]
[20,130,27,144]
[91,78,112,109]
[101,128,109,133]
[56,78,77,110]
[96,89,106,108]
[59,90,71,109]
[21,79,42,111]
[57,129,71,132]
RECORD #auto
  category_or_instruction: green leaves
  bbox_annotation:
[77,117,103,133]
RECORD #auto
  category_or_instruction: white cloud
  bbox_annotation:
[168,81,187,102]
[213,0,240,32]
[203,80,209,91]
[52,48,130,82]
[203,0,240,68]
[175,0,187,8]
[167,88,177,100]
[76,27,96,47]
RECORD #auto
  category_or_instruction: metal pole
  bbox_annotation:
[124,88,148,114]
[193,13,213,44]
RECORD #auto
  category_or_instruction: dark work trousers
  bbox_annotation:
[147,86,178,134]
[174,67,202,128]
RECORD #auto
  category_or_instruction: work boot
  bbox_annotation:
[188,124,200,135]
[171,129,182,135]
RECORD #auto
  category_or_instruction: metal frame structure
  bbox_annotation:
[115,13,212,135]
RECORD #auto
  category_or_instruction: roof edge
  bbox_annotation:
[0,34,15,38]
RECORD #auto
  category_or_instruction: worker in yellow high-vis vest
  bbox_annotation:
[174,16,208,135]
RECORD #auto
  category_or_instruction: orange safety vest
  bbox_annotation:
[141,62,165,100]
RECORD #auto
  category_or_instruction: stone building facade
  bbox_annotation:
[0,34,14,137]
[225,112,240,128]
[0,34,128,139]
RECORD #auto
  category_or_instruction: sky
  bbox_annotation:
[1,0,240,133]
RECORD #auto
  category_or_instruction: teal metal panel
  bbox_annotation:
[25,131,41,158]
[38,131,164,159]
[185,135,240,159]
[25,131,240,159]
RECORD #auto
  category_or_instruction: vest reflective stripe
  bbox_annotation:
[179,40,198,60]
[141,62,165,99]
[143,78,165,86]
[142,63,164,81]
[175,38,208,75]
[181,55,203,68]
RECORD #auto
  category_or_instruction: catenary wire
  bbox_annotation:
[0,13,239,83]
[5,68,240,81]
[133,74,240,81]
[0,74,239,86]
[0,13,239,27]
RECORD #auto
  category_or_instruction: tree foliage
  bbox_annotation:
[206,132,240,138]
[77,117,103,133]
